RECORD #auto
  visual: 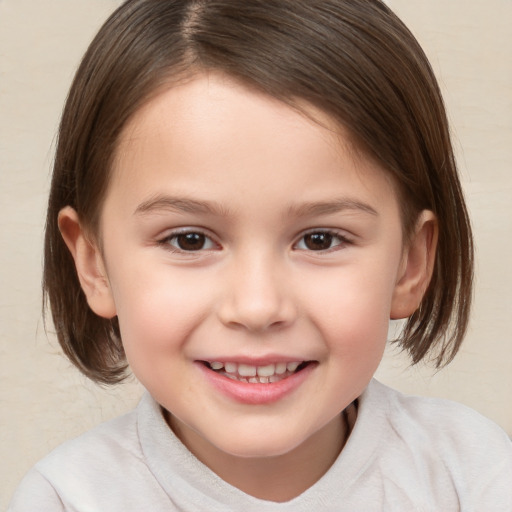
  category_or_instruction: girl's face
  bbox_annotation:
[69,73,432,478]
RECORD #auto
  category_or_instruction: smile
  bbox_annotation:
[203,361,311,384]
[198,360,317,404]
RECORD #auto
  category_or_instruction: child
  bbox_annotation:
[9,0,512,510]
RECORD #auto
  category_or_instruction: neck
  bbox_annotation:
[167,407,355,502]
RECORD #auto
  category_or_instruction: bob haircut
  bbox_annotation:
[44,0,473,384]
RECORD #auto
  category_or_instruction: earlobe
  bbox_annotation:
[58,206,117,319]
[390,210,438,320]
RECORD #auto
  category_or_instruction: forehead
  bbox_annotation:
[115,73,349,160]
[107,72,398,221]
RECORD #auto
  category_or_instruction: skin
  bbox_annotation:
[59,73,437,502]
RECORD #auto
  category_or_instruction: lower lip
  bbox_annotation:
[196,362,315,405]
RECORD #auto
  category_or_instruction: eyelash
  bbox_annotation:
[157,229,353,254]
[157,229,218,253]
[294,230,353,252]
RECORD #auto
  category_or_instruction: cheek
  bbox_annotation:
[300,264,396,354]
[108,262,213,355]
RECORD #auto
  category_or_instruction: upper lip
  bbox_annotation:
[197,356,312,366]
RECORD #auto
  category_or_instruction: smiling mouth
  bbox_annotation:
[201,361,313,384]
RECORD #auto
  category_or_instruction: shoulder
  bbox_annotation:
[358,380,512,509]
[36,404,142,478]
[8,396,155,511]
[8,467,65,512]
[367,379,511,453]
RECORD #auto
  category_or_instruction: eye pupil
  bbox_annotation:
[304,233,333,250]
[176,233,205,251]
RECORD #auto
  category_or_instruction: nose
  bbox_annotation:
[217,251,297,332]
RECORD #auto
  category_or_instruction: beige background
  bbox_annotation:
[1,0,511,507]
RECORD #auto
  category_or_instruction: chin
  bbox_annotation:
[211,429,308,460]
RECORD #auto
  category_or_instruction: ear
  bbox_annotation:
[58,206,117,319]
[391,210,438,320]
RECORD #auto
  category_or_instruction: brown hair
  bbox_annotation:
[44,0,473,384]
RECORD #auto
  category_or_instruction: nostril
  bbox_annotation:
[216,273,297,332]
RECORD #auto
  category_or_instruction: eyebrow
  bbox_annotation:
[134,194,378,218]
[287,198,379,218]
[134,195,230,217]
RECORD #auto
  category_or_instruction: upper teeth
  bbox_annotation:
[209,361,301,377]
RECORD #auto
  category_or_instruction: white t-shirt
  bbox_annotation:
[8,380,512,511]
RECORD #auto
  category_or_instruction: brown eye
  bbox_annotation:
[177,233,205,250]
[168,232,215,251]
[303,232,334,251]
[295,231,349,252]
